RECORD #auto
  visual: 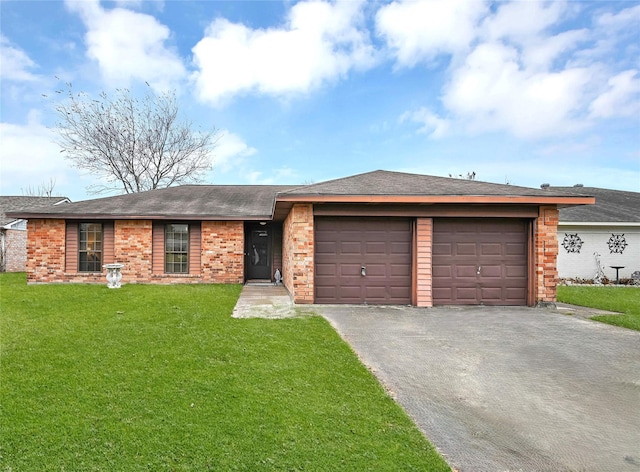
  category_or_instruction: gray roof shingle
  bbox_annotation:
[7,186,296,220]
[553,186,640,223]
[6,171,596,221]
[0,196,70,227]
[280,170,577,197]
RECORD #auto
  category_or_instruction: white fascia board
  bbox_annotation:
[558,222,640,227]
[3,219,27,230]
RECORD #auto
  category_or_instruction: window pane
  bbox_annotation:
[165,224,189,274]
[79,223,102,272]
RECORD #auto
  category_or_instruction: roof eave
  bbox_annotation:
[275,195,596,205]
[5,212,273,221]
[558,221,640,226]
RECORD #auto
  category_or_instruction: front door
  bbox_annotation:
[246,225,271,280]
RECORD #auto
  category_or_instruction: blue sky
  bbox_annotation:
[1,0,639,202]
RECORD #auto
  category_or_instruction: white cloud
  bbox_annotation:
[375,0,488,67]
[389,1,638,140]
[596,3,640,29]
[191,0,376,105]
[212,130,257,172]
[521,29,589,71]
[443,42,592,138]
[0,34,39,81]
[481,1,567,43]
[589,70,640,119]
[0,112,77,195]
[65,0,185,90]
[400,107,451,138]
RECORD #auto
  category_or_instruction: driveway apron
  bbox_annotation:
[318,305,640,472]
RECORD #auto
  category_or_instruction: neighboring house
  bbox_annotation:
[0,196,70,272]
[8,170,593,306]
[553,185,640,282]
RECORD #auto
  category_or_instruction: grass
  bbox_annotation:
[557,285,640,331]
[0,273,449,471]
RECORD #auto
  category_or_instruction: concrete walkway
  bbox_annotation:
[231,284,299,319]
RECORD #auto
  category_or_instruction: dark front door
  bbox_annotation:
[432,218,528,305]
[246,225,271,280]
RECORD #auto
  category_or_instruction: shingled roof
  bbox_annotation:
[280,170,559,196]
[7,171,595,221]
[552,186,640,223]
[0,196,70,227]
[7,186,296,221]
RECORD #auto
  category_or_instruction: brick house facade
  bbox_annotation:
[10,171,592,306]
[1,196,70,273]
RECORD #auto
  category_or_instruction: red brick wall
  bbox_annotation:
[534,206,559,303]
[115,220,153,284]
[25,218,246,285]
[415,218,433,307]
[26,219,66,283]
[282,204,314,304]
[200,221,244,283]
[3,229,27,272]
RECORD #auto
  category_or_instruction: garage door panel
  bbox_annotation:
[315,263,336,276]
[433,265,452,278]
[433,287,452,300]
[340,242,361,255]
[366,242,387,254]
[390,263,411,276]
[506,243,526,255]
[455,287,478,301]
[339,264,362,276]
[316,241,337,255]
[315,286,336,300]
[480,243,502,256]
[506,264,527,277]
[434,218,528,305]
[433,242,453,256]
[481,265,502,278]
[390,242,411,254]
[365,264,387,276]
[315,217,411,304]
[456,264,477,278]
[456,243,477,256]
[480,287,502,301]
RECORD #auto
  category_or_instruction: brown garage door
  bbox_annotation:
[433,218,528,305]
[315,217,412,304]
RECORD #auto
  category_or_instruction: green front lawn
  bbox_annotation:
[0,273,449,471]
[557,285,640,331]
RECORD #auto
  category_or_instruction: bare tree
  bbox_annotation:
[22,178,58,197]
[53,84,217,194]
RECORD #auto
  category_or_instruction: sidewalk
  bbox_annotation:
[231,284,299,319]
[555,302,622,319]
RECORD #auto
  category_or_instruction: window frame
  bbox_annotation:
[165,223,190,274]
[78,222,103,272]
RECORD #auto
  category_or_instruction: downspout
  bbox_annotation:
[1,230,6,273]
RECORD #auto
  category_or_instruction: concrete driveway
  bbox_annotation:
[318,305,640,472]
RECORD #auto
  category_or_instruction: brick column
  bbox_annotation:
[114,220,153,283]
[26,219,65,283]
[283,204,314,304]
[415,218,433,307]
[534,206,559,303]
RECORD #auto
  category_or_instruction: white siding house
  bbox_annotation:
[553,186,640,283]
